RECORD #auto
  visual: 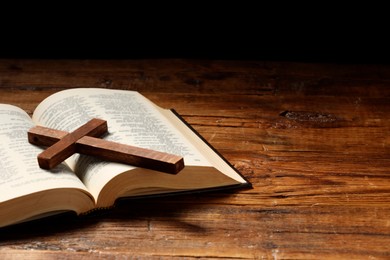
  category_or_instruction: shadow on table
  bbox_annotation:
[0,191,236,241]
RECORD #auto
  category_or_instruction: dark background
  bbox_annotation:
[1,6,388,63]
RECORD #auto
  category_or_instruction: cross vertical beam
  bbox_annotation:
[28,118,185,174]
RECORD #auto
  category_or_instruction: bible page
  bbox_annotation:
[0,104,90,203]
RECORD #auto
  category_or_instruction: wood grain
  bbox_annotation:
[76,136,184,174]
[29,125,185,174]
[1,59,390,259]
[28,126,68,146]
[34,118,108,169]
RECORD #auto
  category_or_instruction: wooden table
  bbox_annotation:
[0,59,389,259]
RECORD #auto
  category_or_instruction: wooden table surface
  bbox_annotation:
[0,59,389,259]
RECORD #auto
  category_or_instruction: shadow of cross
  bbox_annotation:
[27,118,185,174]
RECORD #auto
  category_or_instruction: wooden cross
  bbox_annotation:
[27,118,185,174]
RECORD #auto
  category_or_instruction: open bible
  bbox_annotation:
[0,88,251,228]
